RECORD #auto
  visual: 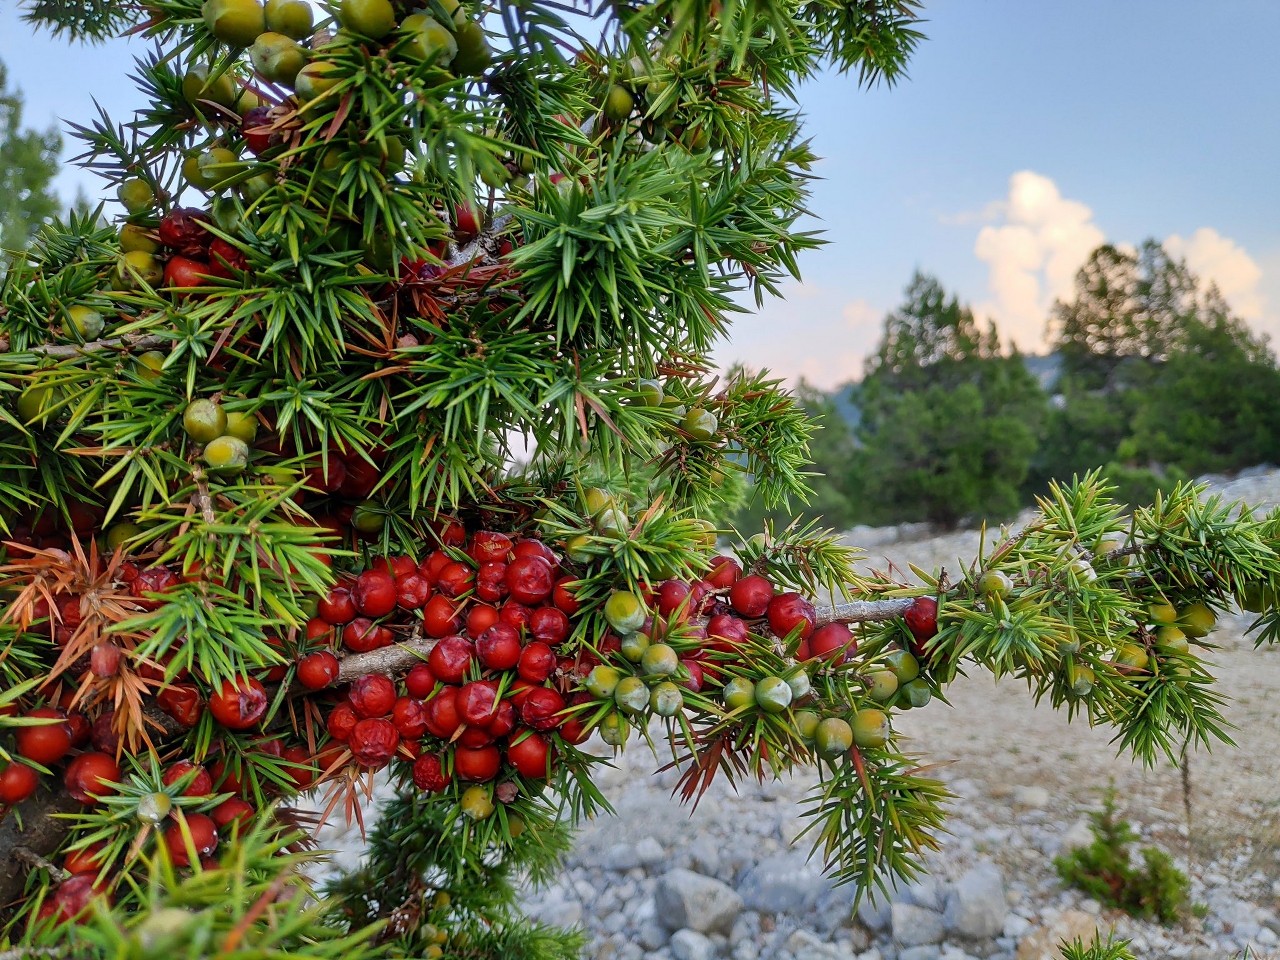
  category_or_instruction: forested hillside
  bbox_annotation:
[731,242,1280,531]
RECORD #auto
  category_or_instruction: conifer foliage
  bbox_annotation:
[0,3,1277,959]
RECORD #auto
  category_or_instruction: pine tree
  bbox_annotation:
[0,59,63,256]
[0,5,1276,960]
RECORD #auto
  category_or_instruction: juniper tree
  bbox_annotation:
[0,4,1278,960]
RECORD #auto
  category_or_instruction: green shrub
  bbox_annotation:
[1060,936,1136,960]
[1054,788,1189,924]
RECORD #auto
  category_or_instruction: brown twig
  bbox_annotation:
[336,637,436,683]
[20,333,168,359]
[12,847,66,882]
[190,467,217,524]
[447,212,515,268]
[813,597,915,626]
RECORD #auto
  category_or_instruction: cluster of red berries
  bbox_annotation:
[0,705,120,809]
[295,528,589,808]
[27,755,263,926]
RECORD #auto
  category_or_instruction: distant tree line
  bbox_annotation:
[0,59,62,258]
[730,240,1280,531]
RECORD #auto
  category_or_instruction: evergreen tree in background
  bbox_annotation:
[853,272,1046,527]
[0,5,1277,960]
[1034,240,1280,502]
[0,59,63,256]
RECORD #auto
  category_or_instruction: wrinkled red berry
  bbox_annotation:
[158,207,212,257]
[475,562,508,603]
[412,752,449,792]
[519,686,565,732]
[418,550,452,585]
[476,623,521,671]
[454,744,500,781]
[349,673,397,718]
[354,569,397,618]
[529,606,569,645]
[349,718,399,768]
[297,650,340,689]
[208,677,267,729]
[157,684,204,727]
[162,760,212,797]
[428,635,474,684]
[486,699,516,737]
[500,601,533,631]
[405,662,436,699]
[396,574,431,609]
[327,702,359,741]
[506,556,553,605]
[517,641,556,683]
[163,813,218,866]
[458,681,498,727]
[706,613,749,650]
[468,531,512,564]
[64,752,121,804]
[507,729,552,779]
[435,561,474,599]
[730,575,774,618]
[392,696,429,739]
[767,591,816,641]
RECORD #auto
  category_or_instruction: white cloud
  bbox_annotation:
[1165,227,1265,321]
[972,171,1105,353]
[715,283,882,391]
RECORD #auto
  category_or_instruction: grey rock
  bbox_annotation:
[1011,786,1050,809]
[857,894,893,933]
[944,863,1006,939]
[606,843,643,871]
[636,836,667,868]
[1002,914,1032,940]
[655,868,744,934]
[729,912,761,947]
[814,885,859,934]
[685,834,722,877]
[784,929,850,960]
[892,903,946,946]
[898,948,941,960]
[733,942,760,960]
[906,878,949,913]
[670,928,715,960]
[779,816,808,848]
[638,920,670,950]
[524,884,582,928]
[739,850,834,914]
[1059,819,1094,857]
[844,925,872,953]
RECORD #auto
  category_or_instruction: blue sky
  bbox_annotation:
[3,1,1278,388]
